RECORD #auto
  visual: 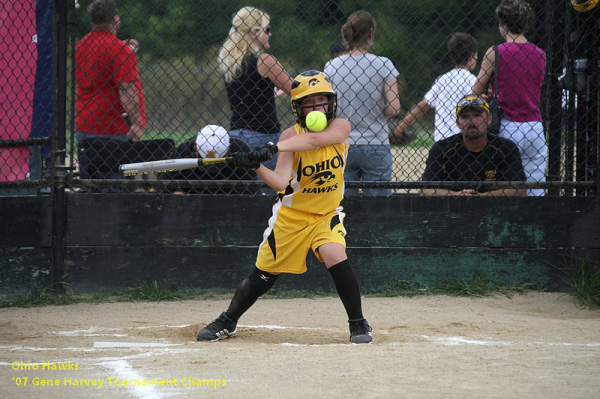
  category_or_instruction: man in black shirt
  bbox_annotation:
[421,95,526,196]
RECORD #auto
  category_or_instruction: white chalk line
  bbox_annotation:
[5,323,600,354]
[49,327,123,336]
[421,335,600,347]
[280,343,349,347]
[98,359,163,399]
[49,324,337,336]
[239,324,339,332]
[0,349,195,369]
[3,337,599,354]
[0,345,57,352]
[49,325,189,337]
[2,333,600,397]
[94,342,183,348]
[2,351,195,399]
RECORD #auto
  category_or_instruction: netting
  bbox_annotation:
[0,0,598,196]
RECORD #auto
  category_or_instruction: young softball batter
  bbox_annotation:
[196,70,372,344]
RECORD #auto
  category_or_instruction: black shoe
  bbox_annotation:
[196,312,237,342]
[349,318,372,344]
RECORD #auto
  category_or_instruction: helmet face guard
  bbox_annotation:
[290,70,337,128]
[293,93,337,126]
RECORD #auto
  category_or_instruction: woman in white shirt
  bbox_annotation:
[324,10,400,196]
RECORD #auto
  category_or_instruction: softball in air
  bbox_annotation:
[305,111,327,132]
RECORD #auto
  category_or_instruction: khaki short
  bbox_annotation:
[256,203,347,274]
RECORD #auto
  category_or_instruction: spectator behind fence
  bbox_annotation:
[393,33,479,143]
[472,0,547,197]
[421,95,526,197]
[75,0,146,159]
[329,41,348,59]
[324,10,401,196]
[160,125,257,194]
[219,6,294,172]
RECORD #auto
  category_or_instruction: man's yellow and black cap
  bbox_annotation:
[456,95,491,118]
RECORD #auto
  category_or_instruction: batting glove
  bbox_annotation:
[250,142,278,162]
[230,143,278,169]
[230,151,261,170]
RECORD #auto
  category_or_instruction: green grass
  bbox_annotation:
[366,274,533,298]
[121,280,197,302]
[1,287,79,308]
[0,274,538,308]
[429,274,534,298]
[367,279,427,297]
[408,131,435,149]
[142,130,193,147]
[559,256,600,309]
[65,129,191,154]
[268,289,336,299]
[0,280,205,308]
[390,130,435,150]
[0,287,114,308]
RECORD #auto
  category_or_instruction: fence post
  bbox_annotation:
[571,7,599,195]
[51,0,68,291]
[545,0,566,196]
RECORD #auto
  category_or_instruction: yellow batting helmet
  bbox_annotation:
[290,70,337,127]
[571,0,598,12]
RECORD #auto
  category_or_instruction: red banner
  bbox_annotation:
[0,0,37,181]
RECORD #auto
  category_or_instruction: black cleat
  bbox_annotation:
[196,312,237,342]
[349,318,373,344]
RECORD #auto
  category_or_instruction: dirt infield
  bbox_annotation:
[1,293,599,398]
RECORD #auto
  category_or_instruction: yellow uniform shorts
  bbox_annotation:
[256,203,347,274]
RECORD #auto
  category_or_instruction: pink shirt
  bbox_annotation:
[494,42,546,122]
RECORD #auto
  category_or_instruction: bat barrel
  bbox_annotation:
[119,158,202,176]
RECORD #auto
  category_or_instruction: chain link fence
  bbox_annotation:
[0,0,53,194]
[0,0,598,196]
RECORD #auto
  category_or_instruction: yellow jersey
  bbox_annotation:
[278,124,348,214]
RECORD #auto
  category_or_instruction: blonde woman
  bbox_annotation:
[219,6,294,170]
[324,10,401,196]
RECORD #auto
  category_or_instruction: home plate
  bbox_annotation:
[93,341,183,348]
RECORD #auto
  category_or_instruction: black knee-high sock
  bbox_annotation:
[226,268,278,321]
[328,260,363,320]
